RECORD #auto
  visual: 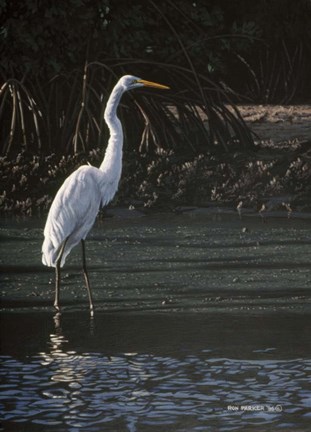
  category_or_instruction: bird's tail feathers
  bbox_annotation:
[42,237,77,268]
[42,238,67,268]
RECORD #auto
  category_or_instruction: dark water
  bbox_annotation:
[1,311,311,432]
[1,213,311,430]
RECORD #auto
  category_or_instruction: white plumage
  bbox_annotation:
[42,75,169,314]
[42,165,112,267]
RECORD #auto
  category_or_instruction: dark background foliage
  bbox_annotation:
[1,0,310,213]
[2,0,310,95]
[1,0,310,155]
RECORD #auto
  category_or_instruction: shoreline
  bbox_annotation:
[1,104,310,216]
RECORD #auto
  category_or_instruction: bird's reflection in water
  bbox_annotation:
[52,311,96,339]
[40,313,96,387]
[38,313,148,431]
[1,311,310,431]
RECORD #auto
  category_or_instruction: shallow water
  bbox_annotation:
[1,212,311,313]
[1,212,311,431]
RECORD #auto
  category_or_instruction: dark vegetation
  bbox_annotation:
[1,0,310,214]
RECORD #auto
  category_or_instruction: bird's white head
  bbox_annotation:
[119,75,170,92]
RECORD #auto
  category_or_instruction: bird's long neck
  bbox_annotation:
[99,82,125,173]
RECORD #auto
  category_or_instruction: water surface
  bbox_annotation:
[1,212,310,313]
[1,213,311,431]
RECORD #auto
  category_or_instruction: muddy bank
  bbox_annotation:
[237,105,311,143]
[0,105,310,216]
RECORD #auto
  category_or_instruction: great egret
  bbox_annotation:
[42,75,169,315]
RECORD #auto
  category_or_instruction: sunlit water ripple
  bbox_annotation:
[1,346,310,431]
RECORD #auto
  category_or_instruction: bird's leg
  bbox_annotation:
[81,239,94,316]
[54,261,61,311]
[54,239,67,312]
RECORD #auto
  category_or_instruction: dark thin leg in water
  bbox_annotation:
[54,239,68,312]
[81,239,94,316]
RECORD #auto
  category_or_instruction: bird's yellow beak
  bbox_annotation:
[137,79,170,90]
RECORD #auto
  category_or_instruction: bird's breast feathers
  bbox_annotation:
[60,165,120,208]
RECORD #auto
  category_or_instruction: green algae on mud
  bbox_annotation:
[1,212,310,314]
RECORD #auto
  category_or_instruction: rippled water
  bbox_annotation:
[1,213,311,430]
[1,311,311,431]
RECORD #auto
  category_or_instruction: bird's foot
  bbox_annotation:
[54,303,61,313]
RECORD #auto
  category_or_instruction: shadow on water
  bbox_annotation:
[1,213,311,430]
[1,311,311,432]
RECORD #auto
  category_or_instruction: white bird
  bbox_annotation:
[42,75,169,315]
